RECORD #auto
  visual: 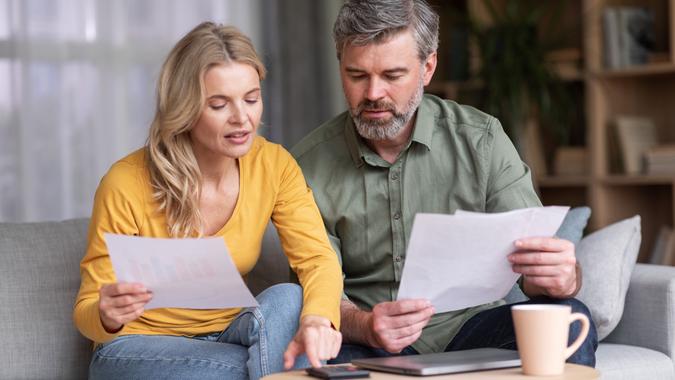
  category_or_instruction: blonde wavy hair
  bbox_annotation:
[146,22,266,237]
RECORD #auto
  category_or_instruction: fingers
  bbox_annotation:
[386,329,424,353]
[508,251,576,266]
[99,282,153,332]
[304,335,322,368]
[514,237,574,252]
[283,341,302,370]
[100,282,152,307]
[512,264,570,277]
[107,292,153,308]
[373,317,429,353]
[376,299,431,315]
[285,317,343,370]
[113,300,151,316]
[99,299,148,320]
[99,300,147,332]
[391,319,429,340]
[331,332,341,358]
[114,304,147,322]
[382,319,429,341]
[370,301,434,353]
[100,282,147,297]
[372,305,434,331]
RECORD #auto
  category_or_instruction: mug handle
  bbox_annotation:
[564,312,590,359]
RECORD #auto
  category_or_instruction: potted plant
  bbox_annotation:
[468,0,577,167]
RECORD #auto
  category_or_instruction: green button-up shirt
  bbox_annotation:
[291,94,541,354]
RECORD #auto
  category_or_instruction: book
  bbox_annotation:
[649,226,673,265]
[614,116,657,174]
[603,8,622,69]
[618,6,655,67]
[603,6,655,69]
[645,144,675,174]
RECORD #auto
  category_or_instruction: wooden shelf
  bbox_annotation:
[556,69,585,82]
[427,67,581,96]
[537,176,589,187]
[429,0,675,263]
[425,80,484,94]
[595,63,675,78]
[601,174,675,186]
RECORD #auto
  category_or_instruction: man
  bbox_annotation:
[291,0,597,366]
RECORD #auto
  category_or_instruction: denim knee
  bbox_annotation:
[256,283,303,321]
[565,300,597,343]
[529,297,598,366]
[530,297,597,340]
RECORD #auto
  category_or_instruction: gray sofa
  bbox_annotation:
[1,219,674,379]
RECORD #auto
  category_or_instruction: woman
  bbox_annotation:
[73,22,343,380]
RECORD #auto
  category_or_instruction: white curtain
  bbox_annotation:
[0,0,262,222]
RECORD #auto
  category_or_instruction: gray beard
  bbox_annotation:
[351,83,424,141]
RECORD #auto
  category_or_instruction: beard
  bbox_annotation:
[350,80,424,141]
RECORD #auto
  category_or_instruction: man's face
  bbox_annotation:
[339,30,436,141]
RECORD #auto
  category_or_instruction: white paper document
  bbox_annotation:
[397,206,569,313]
[104,234,258,310]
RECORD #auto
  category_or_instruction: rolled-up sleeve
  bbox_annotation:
[484,118,542,212]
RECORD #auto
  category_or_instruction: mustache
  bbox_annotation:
[356,99,397,115]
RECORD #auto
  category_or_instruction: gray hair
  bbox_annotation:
[333,0,439,61]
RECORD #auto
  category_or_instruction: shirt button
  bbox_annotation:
[391,172,399,180]
[395,256,402,262]
[393,212,401,220]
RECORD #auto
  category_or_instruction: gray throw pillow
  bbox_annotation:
[504,206,592,304]
[556,206,592,243]
[576,215,641,340]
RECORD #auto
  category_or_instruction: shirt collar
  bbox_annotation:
[343,94,435,168]
[344,116,366,168]
[410,94,434,151]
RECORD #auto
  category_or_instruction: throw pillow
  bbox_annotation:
[575,215,641,340]
[556,206,592,243]
[504,206,592,304]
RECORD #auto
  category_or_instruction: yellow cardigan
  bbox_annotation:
[73,136,342,343]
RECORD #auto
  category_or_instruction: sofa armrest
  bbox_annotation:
[603,263,675,365]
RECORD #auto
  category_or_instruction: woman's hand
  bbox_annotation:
[98,282,153,333]
[283,315,342,369]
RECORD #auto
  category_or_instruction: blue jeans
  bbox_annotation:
[446,297,598,367]
[331,297,598,367]
[89,283,309,380]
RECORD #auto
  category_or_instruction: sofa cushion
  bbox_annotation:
[504,206,592,304]
[596,343,675,380]
[0,219,91,380]
[246,222,289,295]
[576,216,641,340]
[555,206,592,244]
[602,263,675,370]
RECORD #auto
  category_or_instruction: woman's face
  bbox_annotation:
[190,62,262,160]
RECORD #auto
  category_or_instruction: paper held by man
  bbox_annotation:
[397,206,569,313]
[104,234,259,310]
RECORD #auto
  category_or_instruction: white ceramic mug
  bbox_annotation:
[511,304,590,376]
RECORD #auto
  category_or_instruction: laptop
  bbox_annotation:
[351,348,521,376]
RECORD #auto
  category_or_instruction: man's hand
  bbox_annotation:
[283,315,342,369]
[509,237,578,298]
[99,282,153,333]
[365,299,434,353]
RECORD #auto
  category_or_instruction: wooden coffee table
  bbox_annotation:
[263,363,599,379]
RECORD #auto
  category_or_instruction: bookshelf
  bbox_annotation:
[427,0,675,263]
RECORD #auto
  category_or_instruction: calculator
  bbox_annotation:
[305,365,370,379]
